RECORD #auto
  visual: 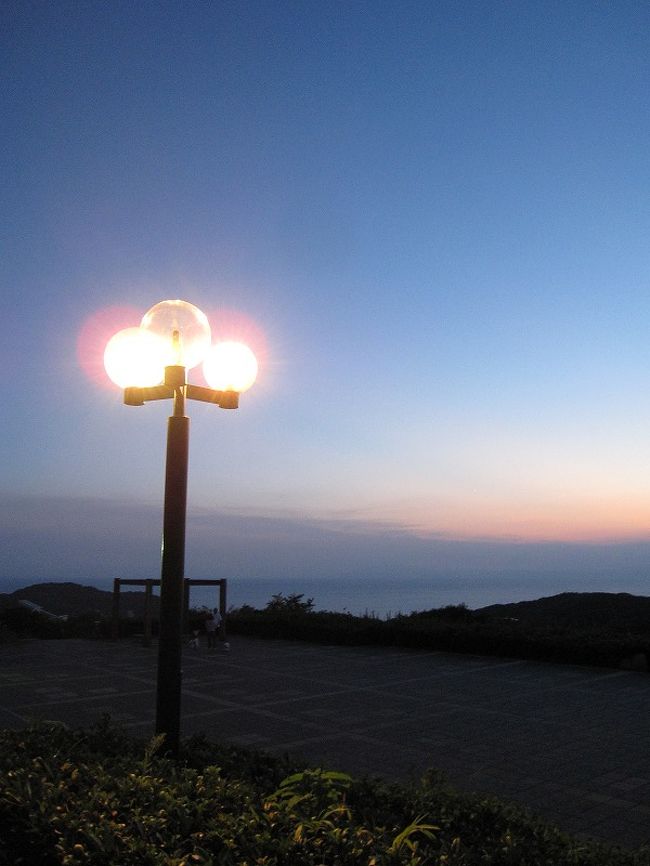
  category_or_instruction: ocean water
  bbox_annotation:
[182,574,650,618]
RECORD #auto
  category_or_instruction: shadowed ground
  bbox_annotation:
[2,636,650,849]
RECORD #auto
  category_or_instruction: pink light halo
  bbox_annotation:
[76,304,143,389]
[195,306,268,386]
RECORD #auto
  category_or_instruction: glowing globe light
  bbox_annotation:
[203,341,258,393]
[104,327,168,388]
[141,299,211,370]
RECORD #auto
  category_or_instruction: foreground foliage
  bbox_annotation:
[1,719,649,865]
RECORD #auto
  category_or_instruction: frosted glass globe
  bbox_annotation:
[203,341,258,393]
[104,327,168,388]
[141,299,211,370]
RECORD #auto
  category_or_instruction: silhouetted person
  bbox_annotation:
[205,608,221,648]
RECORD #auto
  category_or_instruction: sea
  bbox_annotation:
[177,574,650,618]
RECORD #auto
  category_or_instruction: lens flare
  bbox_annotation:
[104,327,168,388]
[203,341,258,393]
[77,305,142,388]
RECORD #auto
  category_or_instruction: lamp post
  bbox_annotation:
[104,299,257,755]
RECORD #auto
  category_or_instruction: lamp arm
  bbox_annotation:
[186,384,239,409]
[123,384,239,410]
[124,385,174,406]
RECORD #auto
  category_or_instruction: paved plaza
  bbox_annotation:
[2,636,650,850]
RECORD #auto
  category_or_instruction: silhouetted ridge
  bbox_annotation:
[479,591,650,630]
[0,581,159,617]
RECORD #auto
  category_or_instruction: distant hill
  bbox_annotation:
[0,582,160,619]
[479,591,650,632]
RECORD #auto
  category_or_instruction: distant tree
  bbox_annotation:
[265,593,315,614]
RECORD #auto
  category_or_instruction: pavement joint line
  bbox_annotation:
[176,690,550,750]
[66,668,158,688]
[0,660,159,688]
[0,705,31,724]
[344,688,588,730]
[554,672,634,689]
[3,672,151,688]
[178,690,471,745]
[181,679,528,728]
[175,690,367,736]
[272,727,401,753]
[17,687,155,709]
[185,653,532,693]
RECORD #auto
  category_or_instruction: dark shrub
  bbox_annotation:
[0,720,645,865]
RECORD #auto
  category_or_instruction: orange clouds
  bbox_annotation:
[377,494,650,543]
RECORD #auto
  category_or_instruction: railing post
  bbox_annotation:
[219,579,227,640]
[111,578,121,640]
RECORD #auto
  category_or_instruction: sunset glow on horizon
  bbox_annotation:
[386,498,650,545]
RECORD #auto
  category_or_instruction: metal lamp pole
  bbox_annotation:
[156,364,189,754]
[124,363,241,756]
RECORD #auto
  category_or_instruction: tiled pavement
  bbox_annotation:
[2,636,650,850]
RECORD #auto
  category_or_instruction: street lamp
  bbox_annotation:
[104,299,257,755]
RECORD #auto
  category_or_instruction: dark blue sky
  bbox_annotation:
[3,1,650,596]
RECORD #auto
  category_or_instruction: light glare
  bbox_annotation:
[203,341,258,393]
[104,327,168,388]
[141,299,211,370]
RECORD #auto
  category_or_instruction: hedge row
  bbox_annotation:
[225,603,650,671]
[1,719,648,865]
